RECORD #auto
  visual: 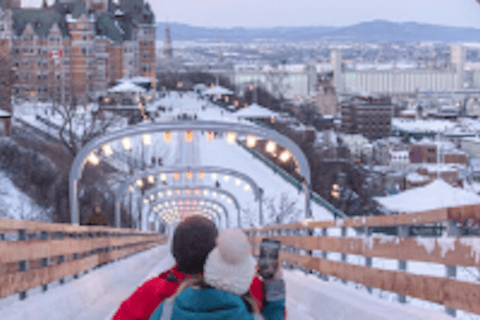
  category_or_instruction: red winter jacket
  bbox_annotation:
[112,264,265,320]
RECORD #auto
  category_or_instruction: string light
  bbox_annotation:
[87,153,100,165]
[226,132,236,144]
[265,141,276,154]
[246,135,257,148]
[142,134,151,145]
[122,137,131,150]
[102,144,113,157]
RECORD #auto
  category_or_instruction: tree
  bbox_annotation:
[264,193,302,225]
[0,39,14,114]
[53,97,121,156]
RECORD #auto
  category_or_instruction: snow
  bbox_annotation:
[3,90,479,319]
[202,85,234,96]
[118,76,152,84]
[0,170,51,221]
[406,172,429,183]
[392,118,456,133]
[108,81,146,93]
[285,269,453,320]
[234,103,277,118]
[0,245,172,320]
[374,179,480,213]
[0,108,10,117]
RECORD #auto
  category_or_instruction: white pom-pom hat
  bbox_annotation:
[204,228,256,295]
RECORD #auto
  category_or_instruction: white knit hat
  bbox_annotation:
[204,228,256,296]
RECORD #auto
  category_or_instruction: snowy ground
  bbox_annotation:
[0,170,51,222]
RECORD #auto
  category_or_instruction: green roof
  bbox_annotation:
[70,0,87,19]
[12,8,68,38]
[96,14,122,42]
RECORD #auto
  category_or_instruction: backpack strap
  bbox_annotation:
[165,271,179,283]
[159,297,175,320]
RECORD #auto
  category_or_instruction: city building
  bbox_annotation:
[230,64,318,101]
[332,45,466,95]
[1,0,156,105]
[340,95,393,140]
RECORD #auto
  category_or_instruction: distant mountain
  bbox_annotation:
[322,20,480,42]
[155,22,337,41]
[156,20,480,42]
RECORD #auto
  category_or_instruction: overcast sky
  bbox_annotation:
[23,0,480,29]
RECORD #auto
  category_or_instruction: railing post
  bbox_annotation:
[73,233,79,279]
[321,228,328,281]
[364,227,373,293]
[341,227,347,284]
[397,225,409,303]
[18,229,28,300]
[40,231,50,292]
[445,221,460,317]
[58,232,65,284]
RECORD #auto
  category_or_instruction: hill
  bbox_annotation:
[156,20,480,42]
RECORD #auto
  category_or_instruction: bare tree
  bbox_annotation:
[53,93,120,156]
[264,193,302,226]
[0,39,14,114]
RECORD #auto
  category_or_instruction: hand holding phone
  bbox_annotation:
[258,239,281,280]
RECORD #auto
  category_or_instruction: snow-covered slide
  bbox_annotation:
[0,242,453,320]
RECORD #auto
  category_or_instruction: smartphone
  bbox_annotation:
[258,239,281,280]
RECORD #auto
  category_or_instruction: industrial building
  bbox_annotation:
[332,45,466,95]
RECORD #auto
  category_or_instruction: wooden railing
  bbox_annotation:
[0,218,167,300]
[246,204,480,317]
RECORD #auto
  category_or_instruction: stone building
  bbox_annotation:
[2,0,156,105]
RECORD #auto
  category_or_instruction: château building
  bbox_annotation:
[0,0,156,105]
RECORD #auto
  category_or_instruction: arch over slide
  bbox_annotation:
[113,165,263,228]
[148,196,229,229]
[143,185,241,227]
[70,120,311,226]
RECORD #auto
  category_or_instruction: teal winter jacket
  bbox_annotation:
[150,286,285,320]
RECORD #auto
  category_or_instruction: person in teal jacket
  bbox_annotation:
[150,228,285,320]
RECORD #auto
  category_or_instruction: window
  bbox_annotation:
[142,51,151,59]
[24,72,29,81]
[81,47,87,55]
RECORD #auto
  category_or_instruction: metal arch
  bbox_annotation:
[147,196,230,229]
[143,185,241,226]
[154,208,220,226]
[152,206,222,229]
[115,165,261,201]
[113,165,263,229]
[70,120,311,225]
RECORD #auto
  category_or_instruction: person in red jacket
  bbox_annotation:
[112,216,264,320]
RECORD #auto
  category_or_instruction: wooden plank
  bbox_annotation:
[279,251,480,315]
[246,207,451,232]
[0,218,157,234]
[0,235,166,264]
[448,204,480,221]
[0,255,99,299]
[0,241,165,299]
[250,235,480,268]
